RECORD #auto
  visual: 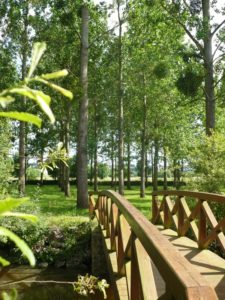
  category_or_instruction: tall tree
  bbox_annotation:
[77,5,89,208]
[161,0,225,135]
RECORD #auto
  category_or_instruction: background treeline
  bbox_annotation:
[1,0,225,206]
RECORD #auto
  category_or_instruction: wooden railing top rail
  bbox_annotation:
[90,190,217,299]
[152,190,225,203]
[152,190,225,255]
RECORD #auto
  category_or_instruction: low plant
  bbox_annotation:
[0,216,91,268]
[74,274,109,299]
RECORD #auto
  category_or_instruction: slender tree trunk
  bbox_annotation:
[90,155,93,186]
[140,91,147,198]
[19,121,26,195]
[64,103,71,197]
[94,146,98,192]
[151,147,154,184]
[18,7,28,196]
[127,140,131,190]
[153,140,159,192]
[117,0,124,195]
[145,152,148,186]
[77,6,89,208]
[202,0,215,135]
[40,151,44,185]
[59,122,65,191]
[163,147,167,190]
[111,136,115,188]
[93,98,98,192]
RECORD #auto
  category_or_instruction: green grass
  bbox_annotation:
[13,184,153,221]
[16,185,88,217]
[124,188,152,219]
[89,185,153,218]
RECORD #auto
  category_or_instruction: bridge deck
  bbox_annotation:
[157,226,225,300]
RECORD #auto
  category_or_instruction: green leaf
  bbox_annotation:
[2,289,18,300]
[2,212,38,223]
[35,96,55,123]
[0,96,15,108]
[49,83,73,99]
[0,198,29,215]
[41,69,69,80]
[36,78,73,100]
[0,112,42,128]
[27,42,47,78]
[0,256,10,267]
[9,88,51,104]
[0,226,35,266]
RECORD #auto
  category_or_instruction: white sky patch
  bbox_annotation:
[93,0,126,35]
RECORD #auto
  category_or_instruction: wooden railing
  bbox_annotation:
[152,190,225,253]
[89,190,217,300]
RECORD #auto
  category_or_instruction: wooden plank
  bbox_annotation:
[134,239,158,300]
[157,227,225,300]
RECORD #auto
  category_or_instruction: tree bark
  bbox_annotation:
[153,140,159,192]
[111,136,115,188]
[202,0,215,135]
[19,121,26,195]
[64,103,71,197]
[140,91,147,198]
[77,6,89,208]
[18,6,28,196]
[127,140,131,190]
[93,98,98,192]
[117,0,124,195]
[163,147,167,190]
[145,152,148,186]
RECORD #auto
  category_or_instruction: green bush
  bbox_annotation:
[0,216,91,268]
[0,120,13,196]
[188,131,225,193]
[26,167,41,180]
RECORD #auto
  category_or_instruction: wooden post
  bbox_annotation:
[199,200,207,249]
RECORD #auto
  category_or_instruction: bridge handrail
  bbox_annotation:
[152,190,225,203]
[89,190,217,300]
[152,190,225,253]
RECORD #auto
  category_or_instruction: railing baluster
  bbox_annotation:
[152,194,159,223]
[131,234,142,300]
[178,196,184,236]
[198,200,207,249]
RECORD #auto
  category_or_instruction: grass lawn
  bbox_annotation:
[13,184,153,221]
[17,185,88,217]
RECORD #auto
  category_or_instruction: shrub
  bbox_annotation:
[188,131,225,193]
[0,216,91,268]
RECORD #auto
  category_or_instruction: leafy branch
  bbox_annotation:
[0,42,73,127]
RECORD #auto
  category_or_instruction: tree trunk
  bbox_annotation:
[126,140,131,190]
[59,122,65,191]
[140,91,147,198]
[19,121,26,195]
[117,0,124,195]
[145,152,148,186]
[90,154,93,186]
[77,6,89,208]
[18,6,28,196]
[153,140,159,192]
[93,98,98,192]
[64,103,71,197]
[111,136,115,188]
[40,151,44,185]
[163,147,167,190]
[202,0,215,135]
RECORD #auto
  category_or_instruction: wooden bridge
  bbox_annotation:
[89,190,225,300]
